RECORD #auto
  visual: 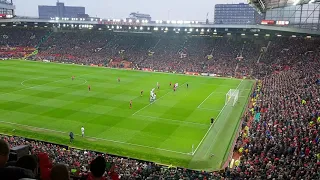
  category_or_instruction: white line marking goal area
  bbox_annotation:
[191,79,244,155]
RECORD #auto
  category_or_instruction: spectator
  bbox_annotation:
[16,155,38,177]
[50,164,70,180]
[0,139,9,167]
[81,156,106,180]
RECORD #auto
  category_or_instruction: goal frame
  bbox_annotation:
[226,89,239,106]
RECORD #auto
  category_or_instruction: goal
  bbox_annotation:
[226,89,239,106]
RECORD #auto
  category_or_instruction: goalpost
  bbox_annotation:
[226,89,239,106]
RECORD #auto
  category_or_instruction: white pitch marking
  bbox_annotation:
[193,79,244,155]
[21,77,47,87]
[0,120,192,155]
[134,114,209,127]
[197,91,216,109]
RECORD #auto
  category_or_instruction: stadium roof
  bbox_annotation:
[249,0,320,12]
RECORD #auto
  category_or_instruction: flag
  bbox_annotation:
[207,54,213,60]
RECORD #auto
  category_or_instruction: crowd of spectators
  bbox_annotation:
[229,45,320,179]
[32,30,262,77]
[1,135,221,180]
[0,27,320,179]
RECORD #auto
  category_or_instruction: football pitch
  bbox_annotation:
[0,60,254,170]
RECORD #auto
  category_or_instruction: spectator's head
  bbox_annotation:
[0,139,10,167]
[50,164,70,180]
[16,155,38,174]
[90,156,106,178]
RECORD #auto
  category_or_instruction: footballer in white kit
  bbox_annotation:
[81,126,85,137]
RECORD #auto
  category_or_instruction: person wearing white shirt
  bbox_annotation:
[81,126,85,137]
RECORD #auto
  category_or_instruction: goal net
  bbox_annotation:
[226,89,239,106]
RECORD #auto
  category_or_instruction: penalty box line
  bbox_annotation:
[0,120,192,156]
[192,79,244,155]
[134,114,209,127]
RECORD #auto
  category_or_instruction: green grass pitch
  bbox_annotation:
[0,60,254,170]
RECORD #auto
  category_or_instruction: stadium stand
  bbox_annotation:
[0,27,319,179]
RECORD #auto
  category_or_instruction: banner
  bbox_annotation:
[185,72,199,76]
[142,68,152,72]
[209,73,217,77]
[201,73,209,76]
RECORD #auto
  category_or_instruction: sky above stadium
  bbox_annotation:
[14,0,244,21]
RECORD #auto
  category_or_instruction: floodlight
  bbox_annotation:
[241,33,245,36]
[140,27,143,30]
